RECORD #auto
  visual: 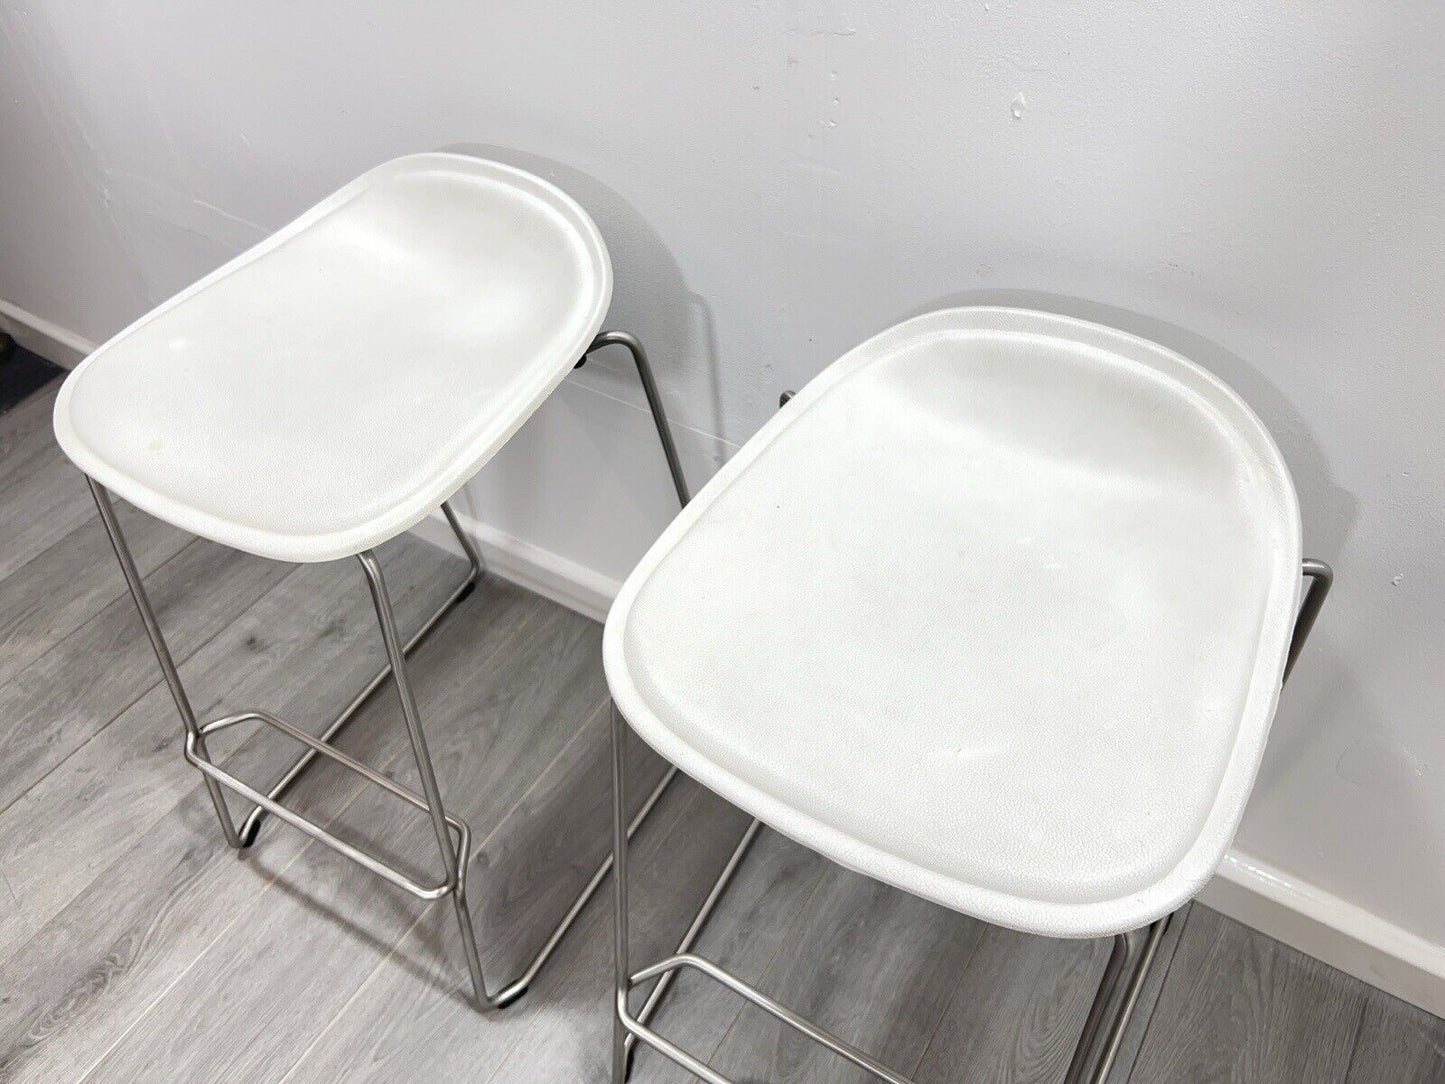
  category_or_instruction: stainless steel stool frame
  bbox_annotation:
[87,329,690,1010]
[610,560,1333,1083]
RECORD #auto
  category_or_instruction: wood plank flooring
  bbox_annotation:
[0,382,1440,1082]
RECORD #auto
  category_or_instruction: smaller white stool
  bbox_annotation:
[604,307,1332,1083]
[52,153,691,1008]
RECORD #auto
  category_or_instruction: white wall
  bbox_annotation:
[3,2,1442,1009]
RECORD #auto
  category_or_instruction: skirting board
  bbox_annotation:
[1201,851,1445,1018]
[416,504,1445,1020]
[0,297,96,368]
[411,504,619,624]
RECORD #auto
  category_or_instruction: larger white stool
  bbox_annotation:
[52,153,691,1009]
[604,307,1332,1083]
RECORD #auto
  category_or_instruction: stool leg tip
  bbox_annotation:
[491,983,527,1010]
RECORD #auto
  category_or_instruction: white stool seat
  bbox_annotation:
[605,307,1301,938]
[53,153,611,562]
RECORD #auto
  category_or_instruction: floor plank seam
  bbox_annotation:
[0,544,449,976]
[68,714,439,1084]
[1121,906,1196,1084]
[0,865,19,917]
[466,693,612,866]
[478,783,709,1084]
[0,535,226,820]
[0,508,106,608]
[274,691,613,1084]
[1336,997,1371,1084]
[676,835,834,1079]
[58,579,540,1082]
[902,921,992,1080]
[0,548,309,972]
[71,714,431,1084]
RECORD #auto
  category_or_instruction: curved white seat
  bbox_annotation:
[605,307,1301,939]
[54,153,611,562]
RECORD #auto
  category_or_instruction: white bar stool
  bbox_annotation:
[604,307,1332,1082]
[51,153,691,1009]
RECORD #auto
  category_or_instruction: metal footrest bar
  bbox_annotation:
[621,953,916,1084]
[236,501,484,847]
[623,817,764,1071]
[610,785,1174,1084]
[185,709,469,899]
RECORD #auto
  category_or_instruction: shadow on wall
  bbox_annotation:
[1261,637,1445,923]
[902,288,1356,552]
[901,288,1361,820]
[434,144,731,548]
[440,143,727,452]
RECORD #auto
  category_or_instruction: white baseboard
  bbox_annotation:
[410,505,619,624]
[1201,850,1445,1017]
[0,298,96,368]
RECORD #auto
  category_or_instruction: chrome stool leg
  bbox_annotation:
[577,330,690,509]
[233,328,691,861]
[235,497,484,848]
[610,560,1334,1083]
[360,550,686,1009]
[610,705,908,1084]
[88,328,696,1008]
[1060,557,1334,1083]
[612,703,633,1084]
[357,549,493,1005]
[1063,918,1172,1084]
[88,477,243,849]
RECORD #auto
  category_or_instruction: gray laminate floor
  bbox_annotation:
[0,382,1440,1083]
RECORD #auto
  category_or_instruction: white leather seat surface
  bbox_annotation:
[605,307,1301,937]
[54,153,611,562]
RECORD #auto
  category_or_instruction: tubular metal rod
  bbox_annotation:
[611,363,780,1075]
[184,733,464,899]
[510,764,681,1001]
[1285,558,1333,681]
[615,557,1336,1082]
[626,954,914,1084]
[1090,918,1170,1084]
[1063,556,1334,1081]
[197,710,468,838]
[1062,933,1133,1084]
[237,500,479,846]
[359,549,490,1004]
[612,704,632,1084]
[1062,917,1171,1084]
[88,326,693,1010]
[584,331,691,509]
[619,1014,736,1084]
[441,498,486,578]
[625,817,764,1064]
[87,478,243,848]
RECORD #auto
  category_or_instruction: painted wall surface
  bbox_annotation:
[2,3,1442,982]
